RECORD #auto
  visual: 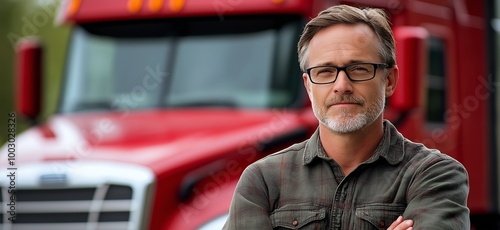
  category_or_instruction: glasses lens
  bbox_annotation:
[346,63,375,81]
[310,66,337,83]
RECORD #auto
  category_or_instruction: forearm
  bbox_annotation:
[404,158,470,229]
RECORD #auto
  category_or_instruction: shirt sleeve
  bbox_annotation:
[404,156,470,229]
[223,163,273,229]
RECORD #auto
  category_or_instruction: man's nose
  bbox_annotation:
[332,70,353,94]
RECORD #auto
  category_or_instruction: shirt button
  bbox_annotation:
[379,220,385,228]
[292,219,299,226]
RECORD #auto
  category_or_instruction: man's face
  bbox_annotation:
[302,24,398,134]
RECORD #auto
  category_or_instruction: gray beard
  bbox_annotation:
[312,94,385,134]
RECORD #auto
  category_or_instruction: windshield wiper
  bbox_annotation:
[168,99,237,108]
[72,100,114,112]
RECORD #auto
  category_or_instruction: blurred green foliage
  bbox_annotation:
[0,0,71,144]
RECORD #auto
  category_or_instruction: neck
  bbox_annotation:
[319,117,385,175]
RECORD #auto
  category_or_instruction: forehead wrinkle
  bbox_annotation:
[307,24,381,67]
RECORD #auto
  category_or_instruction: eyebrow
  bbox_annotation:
[313,60,373,67]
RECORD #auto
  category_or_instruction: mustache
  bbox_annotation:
[325,95,364,107]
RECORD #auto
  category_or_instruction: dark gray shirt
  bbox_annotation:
[223,120,469,229]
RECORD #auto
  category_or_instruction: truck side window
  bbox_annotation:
[426,37,447,124]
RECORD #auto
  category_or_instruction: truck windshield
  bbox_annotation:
[59,16,303,113]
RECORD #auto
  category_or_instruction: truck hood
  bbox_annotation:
[10,109,313,172]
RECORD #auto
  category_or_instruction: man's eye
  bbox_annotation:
[317,67,335,74]
[350,66,370,73]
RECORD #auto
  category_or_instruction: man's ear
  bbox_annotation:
[385,65,399,97]
[303,72,312,96]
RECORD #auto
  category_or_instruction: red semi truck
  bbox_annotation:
[2,0,498,229]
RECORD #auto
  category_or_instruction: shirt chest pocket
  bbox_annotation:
[355,203,406,230]
[270,204,327,230]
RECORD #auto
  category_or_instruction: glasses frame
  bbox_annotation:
[305,62,389,84]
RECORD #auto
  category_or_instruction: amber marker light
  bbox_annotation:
[67,0,82,16]
[149,0,164,12]
[272,0,285,4]
[128,0,143,13]
[170,0,185,12]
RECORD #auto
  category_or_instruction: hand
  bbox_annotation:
[387,216,414,230]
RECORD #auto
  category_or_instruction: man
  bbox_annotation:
[223,4,469,230]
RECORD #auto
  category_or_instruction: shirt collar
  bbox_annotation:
[303,120,405,165]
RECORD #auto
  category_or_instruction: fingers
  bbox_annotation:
[387,216,403,230]
[387,216,414,230]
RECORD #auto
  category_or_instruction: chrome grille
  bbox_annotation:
[0,162,155,230]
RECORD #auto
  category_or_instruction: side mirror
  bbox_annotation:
[390,26,429,112]
[16,37,43,122]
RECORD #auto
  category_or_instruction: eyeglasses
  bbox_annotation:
[306,63,389,84]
